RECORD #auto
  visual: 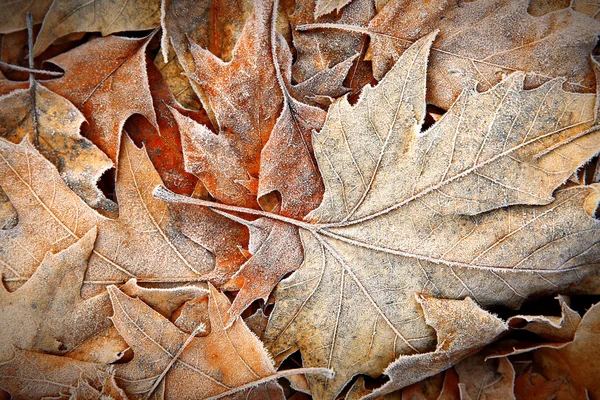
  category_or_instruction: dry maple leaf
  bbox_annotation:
[107,284,331,399]
[162,0,331,302]
[158,0,253,114]
[0,133,212,296]
[32,0,161,56]
[0,349,106,400]
[300,0,600,110]
[159,32,600,398]
[0,81,116,216]
[362,295,508,399]
[0,0,52,34]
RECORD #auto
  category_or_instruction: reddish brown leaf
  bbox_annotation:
[225,218,303,321]
[182,0,282,208]
[125,59,211,196]
[40,34,158,162]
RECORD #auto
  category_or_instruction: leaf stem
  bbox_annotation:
[0,61,63,76]
[153,185,316,231]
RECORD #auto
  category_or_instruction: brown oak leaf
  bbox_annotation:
[107,284,331,399]
[125,59,211,196]
[0,34,159,164]
[0,133,213,296]
[0,81,116,216]
[0,349,106,400]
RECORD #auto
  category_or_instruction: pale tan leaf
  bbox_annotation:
[257,32,600,398]
[0,83,116,216]
[363,296,507,399]
[33,0,160,56]
[0,228,111,361]
[0,134,212,295]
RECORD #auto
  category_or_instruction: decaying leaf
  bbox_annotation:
[505,302,600,399]
[0,349,105,400]
[160,0,252,69]
[154,52,200,110]
[0,134,212,296]
[108,284,330,399]
[0,0,52,34]
[455,355,515,400]
[221,32,600,398]
[0,82,116,216]
[302,0,600,109]
[178,0,281,208]
[363,295,507,399]
[32,0,161,56]
[0,228,110,361]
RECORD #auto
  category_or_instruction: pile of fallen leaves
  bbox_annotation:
[1,0,600,399]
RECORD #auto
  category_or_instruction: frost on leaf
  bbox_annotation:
[260,32,600,398]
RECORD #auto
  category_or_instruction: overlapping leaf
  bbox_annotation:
[0,134,212,296]
[108,284,330,399]
[0,82,116,216]
[301,0,600,109]
[32,0,160,56]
